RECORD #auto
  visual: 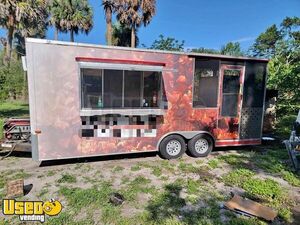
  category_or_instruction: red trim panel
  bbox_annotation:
[75,57,166,67]
[215,139,261,147]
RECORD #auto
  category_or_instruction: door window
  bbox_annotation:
[221,69,241,117]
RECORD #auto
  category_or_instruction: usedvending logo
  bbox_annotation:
[2,199,62,223]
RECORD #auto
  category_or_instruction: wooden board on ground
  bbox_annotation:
[6,179,24,198]
[224,194,277,221]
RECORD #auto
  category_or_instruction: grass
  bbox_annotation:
[207,159,220,169]
[131,164,142,171]
[223,169,283,203]
[151,167,162,177]
[222,168,255,187]
[186,178,200,195]
[0,101,29,139]
[38,187,49,198]
[47,170,57,177]
[178,161,199,173]
[281,170,300,187]
[278,207,293,223]
[112,165,124,173]
[0,169,31,189]
[218,146,300,188]
[222,168,292,222]
[59,181,113,211]
[243,178,283,203]
[1,102,298,224]
[120,176,153,201]
[57,174,77,184]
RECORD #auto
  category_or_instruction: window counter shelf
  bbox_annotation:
[80,108,166,116]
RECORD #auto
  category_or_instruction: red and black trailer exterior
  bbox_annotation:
[25,38,268,161]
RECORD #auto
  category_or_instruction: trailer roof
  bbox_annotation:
[26,38,269,63]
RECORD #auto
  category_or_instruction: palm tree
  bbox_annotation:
[0,0,48,64]
[112,22,139,47]
[49,0,67,40]
[102,0,118,45]
[117,0,156,48]
[51,0,93,42]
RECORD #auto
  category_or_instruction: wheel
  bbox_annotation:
[159,135,186,159]
[187,134,213,157]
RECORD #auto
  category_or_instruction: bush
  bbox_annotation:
[0,59,25,101]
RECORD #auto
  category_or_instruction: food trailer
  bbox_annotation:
[25,38,268,161]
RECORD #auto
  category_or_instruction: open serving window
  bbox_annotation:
[78,60,167,116]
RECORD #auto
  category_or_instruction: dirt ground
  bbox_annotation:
[0,143,300,225]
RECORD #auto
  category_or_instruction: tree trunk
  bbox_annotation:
[131,26,135,48]
[54,27,58,40]
[23,71,28,101]
[5,26,14,65]
[70,30,74,42]
[106,8,112,45]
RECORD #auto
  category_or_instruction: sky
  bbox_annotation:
[0,0,300,51]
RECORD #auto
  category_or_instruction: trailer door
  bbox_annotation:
[218,64,245,139]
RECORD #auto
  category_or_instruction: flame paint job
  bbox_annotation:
[26,40,260,160]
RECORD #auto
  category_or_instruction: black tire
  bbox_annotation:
[187,134,213,157]
[159,135,186,159]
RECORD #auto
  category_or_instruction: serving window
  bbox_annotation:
[81,68,163,109]
[193,59,219,108]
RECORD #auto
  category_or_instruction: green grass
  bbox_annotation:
[223,169,284,204]
[57,174,77,184]
[120,176,153,201]
[131,164,142,171]
[0,101,29,139]
[59,181,113,211]
[278,207,293,223]
[151,167,162,177]
[218,146,300,188]
[47,170,57,177]
[0,169,31,189]
[243,178,283,203]
[178,162,199,173]
[207,159,220,169]
[222,168,255,187]
[186,178,200,195]
[160,160,176,172]
[280,170,300,187]
[217,153,250,169]
[112,165,124,173]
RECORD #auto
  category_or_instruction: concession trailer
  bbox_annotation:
[25,38,268,161]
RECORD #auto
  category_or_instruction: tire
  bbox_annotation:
[159,135,186,159]
[187,134,213,157]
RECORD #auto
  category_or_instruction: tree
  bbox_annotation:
[0,49,24,100]
[51,0,93,42]
[0,0,48,64]
[189,47,220,54]
[268,39,300,114]
[252,17,300,115]
[250,24,282,58]
[281,16,300,43]
[117,0,156,48]
[149,35,185,51]
[49,0,67,40]
[220,42,244,56]
[102,0,119,45]
[111,22,139,47]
